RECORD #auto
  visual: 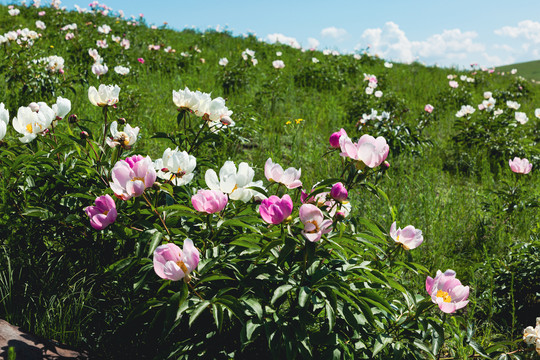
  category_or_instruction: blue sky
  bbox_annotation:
[10,0,540,67]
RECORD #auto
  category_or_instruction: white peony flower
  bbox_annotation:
[12,103,55,143]
[205,161,264,202]
[218,57,228,66]
[52,96,71,120]
[0,103,9,141]
[105,121,139,148]
[114,65,130,75]
[506,100,520,110]
[88,84,120,107]
[92,63,108,77]
[515,112,528,124]
[154,148,197,186]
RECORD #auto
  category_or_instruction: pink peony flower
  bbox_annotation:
[509,157,532,174]
[389,222,423,250]
[330,183,348,202]
[84,194,117,230]
[449,81,458,88]
[153,240,199,282]
[137,58,145,64]
[339,134,389,168]
[299,204,332,242]
[424,104,434,113]
[191,189,228,214]
[329,128,347,148]
[110,155,156,200]
[426,270,469,313]
[259,194,293,224]
[264,158,302,189]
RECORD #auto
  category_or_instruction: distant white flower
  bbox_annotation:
[114,65,130,75]
[9,9,20,16]
[353,54,361,60]
[218,57,228,66]
[365,87,374,95]
[88,48,100,62]
[312,57,319,63]
[272,60,285,69]
[483,91,492,99]
[92,63,108,77]
[456,105,475,118]
[511,68,517,75]
[515,112,528,124]
[61,23,77,31]
[494,109,503,117]
[506,100,520,110]
[449,80,458,88]
[276,51,282,56]
[88,84,120,107]
[375,90,383,98]
[106,121,139,148]
[535,109,540,119]
[111,35,121,43]
[96,39,108,49]
[384,62,393,68]
[120,38,130,49]
[460,75,467,81]
[164,46,175,53]
[35,20,46,30]
[447,74,456,80]
[97,24,111,34]
[481,97,496,111]
[154,148,197,186]
[65,32,74,40]
[251,58,258,66]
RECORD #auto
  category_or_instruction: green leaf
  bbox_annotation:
[298,286,311,307]
[144,229,164,257]
[271,284,294,305]
[468,340,490,359]
[212,303,224,332]
[412,340,435,359]
[106,257,135,275]
[372,334,393,357]
[244,319,259,342]
[189,300,211,327]
[197,274,234,284]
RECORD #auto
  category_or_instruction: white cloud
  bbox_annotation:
[494,20,540,43]
[360,22,486,65]
[321,26,348,41]
[266,33,301,49]
[493,44,515,52]
[307,37,320,49]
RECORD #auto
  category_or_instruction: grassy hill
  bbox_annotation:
[0,2,539,358]
[498,59,540,81]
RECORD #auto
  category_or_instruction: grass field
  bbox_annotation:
[0,2,539,359]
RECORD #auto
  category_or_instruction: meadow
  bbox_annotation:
[0,1,539,359]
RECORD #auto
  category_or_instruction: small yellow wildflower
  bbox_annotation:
[285,121,292,125]
[295,118,304,124]
[50,45,54,48]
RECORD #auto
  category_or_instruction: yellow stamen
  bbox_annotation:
[306,220,320,233]
[131,177,145,183]
[176,260,189,274]
[436,290,452,303]
[26,124,33,133]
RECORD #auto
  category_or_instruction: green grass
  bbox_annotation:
[498,59,540,81]
[0,2,539,357]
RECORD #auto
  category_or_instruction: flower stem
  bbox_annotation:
[142,192,171,236]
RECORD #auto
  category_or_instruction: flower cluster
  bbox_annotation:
[172,87,234,129]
